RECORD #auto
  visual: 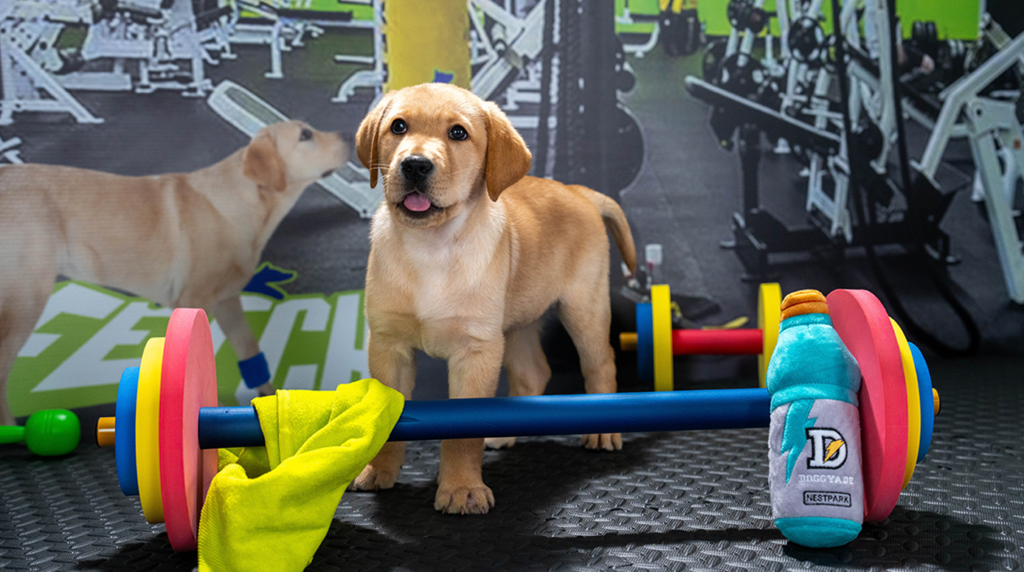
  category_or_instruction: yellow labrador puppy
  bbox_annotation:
[352,83,637,514]
[0,121,347,425]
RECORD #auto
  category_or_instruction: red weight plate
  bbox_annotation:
[827,289,909,522]
[159,309,219,551]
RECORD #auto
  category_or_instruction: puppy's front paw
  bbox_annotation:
[434,483,495,515]
[349,463,400,491]
[581,433,622,451]
[485,437,517,449]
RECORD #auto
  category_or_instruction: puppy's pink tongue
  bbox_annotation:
[403,193,432,212]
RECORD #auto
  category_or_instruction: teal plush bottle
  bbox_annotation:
[767,290,863,547]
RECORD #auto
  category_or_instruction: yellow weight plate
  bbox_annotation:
[137,337,165,524]
[890,319,921,490]
[757,283,781,388]
[651,285,674,391]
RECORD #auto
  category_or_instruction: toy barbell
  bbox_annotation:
[620,284,781,390]
[97,289,937,551]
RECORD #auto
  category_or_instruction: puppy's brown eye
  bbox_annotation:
[299,128,313,141]
[391,119,407,134]
[449,125,468,141]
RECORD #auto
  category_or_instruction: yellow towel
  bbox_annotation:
[198,379,404,572]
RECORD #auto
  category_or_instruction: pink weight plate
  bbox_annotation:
[159,308,219,551]
[827,289,908,522]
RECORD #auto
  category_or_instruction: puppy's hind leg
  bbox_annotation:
[349,332,416,491]
[558,283,622,451]
[0,286,51,426]
[486,319,551,450]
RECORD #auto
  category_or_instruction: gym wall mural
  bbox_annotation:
[0,0,1020,419]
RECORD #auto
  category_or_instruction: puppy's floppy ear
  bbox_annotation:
[243,129,287,192]
[484,101,532,201]
[356,92,395,189]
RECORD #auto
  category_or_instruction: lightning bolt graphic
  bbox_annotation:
[780,400,817,483]
[824,439,845,463]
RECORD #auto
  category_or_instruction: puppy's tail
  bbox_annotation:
[587,191,637,274]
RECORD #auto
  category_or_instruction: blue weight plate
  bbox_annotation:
[115,367,140,497]
[637,303,654,382]
[909,343,934,463]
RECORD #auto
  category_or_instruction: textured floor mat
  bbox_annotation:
[1,360,1022,571]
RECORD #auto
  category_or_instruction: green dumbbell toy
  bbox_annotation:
[0,409,81,456]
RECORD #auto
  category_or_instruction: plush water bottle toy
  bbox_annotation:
[767,290,864,547]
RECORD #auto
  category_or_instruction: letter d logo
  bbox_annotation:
[806,427,847,469]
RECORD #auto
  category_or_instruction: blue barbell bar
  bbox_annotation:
[196,389,772,449]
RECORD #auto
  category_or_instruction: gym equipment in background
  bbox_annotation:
[616,0,662,58]
[554,0,644,196]
[684,69,953,282]
[0,0,104,125]
[687,0,989,281]
[0,0,237,126]
[616,0,701,59]
[227,0,366,81]
[914,31,1024,304]
[332,0,384,103]
[687,0,984,355]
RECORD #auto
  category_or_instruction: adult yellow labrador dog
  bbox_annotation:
[352,83,637,514]
[0,121,347,426]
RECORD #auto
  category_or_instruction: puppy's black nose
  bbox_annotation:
[401,156,434,183]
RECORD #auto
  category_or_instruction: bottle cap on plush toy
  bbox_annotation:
[780,289,828,320]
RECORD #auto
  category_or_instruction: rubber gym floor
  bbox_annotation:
[1,27,1023,571]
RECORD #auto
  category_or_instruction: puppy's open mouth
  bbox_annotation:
[397,191,443,218]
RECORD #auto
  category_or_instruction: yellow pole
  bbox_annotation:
[384,0,472,91]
